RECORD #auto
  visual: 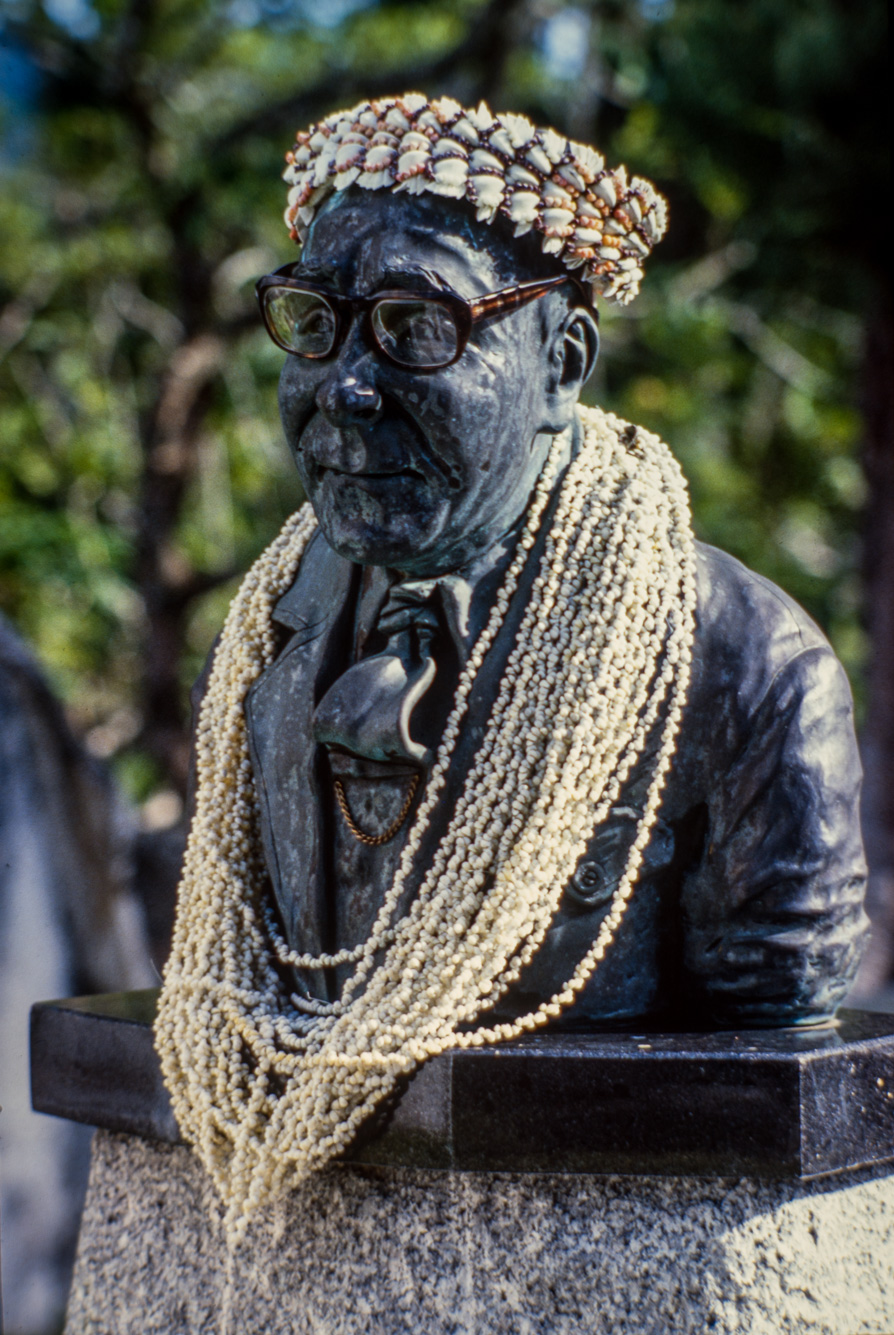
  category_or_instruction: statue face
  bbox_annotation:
[277,190,591,575]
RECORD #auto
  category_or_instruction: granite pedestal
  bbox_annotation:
[31,992,894,1334]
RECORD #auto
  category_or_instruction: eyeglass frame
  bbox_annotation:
[255,264,597,372]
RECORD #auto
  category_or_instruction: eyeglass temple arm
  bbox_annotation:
[469,276,582,321]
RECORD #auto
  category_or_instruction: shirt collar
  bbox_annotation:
[353,520,522,665]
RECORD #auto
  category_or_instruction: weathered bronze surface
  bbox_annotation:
[208,186,868,1028]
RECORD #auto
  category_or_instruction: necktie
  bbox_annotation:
[312,578,446,768]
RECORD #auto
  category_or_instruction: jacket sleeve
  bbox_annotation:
[680,644,869,1025]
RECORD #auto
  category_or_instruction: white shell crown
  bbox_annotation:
[283,92,668,307]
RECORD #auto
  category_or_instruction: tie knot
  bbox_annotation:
[376,580,441,641]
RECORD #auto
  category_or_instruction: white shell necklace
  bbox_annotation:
[156,405,697,1234]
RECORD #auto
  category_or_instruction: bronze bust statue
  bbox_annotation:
[246,183,867,1030]
[156,95,868,1223]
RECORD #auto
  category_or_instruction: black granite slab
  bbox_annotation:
[30,991,894,1180]
[30,990,180,1144]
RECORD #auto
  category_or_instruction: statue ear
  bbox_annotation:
[561,308,600,389]
[543,306,599,426]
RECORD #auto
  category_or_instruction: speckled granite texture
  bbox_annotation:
[65,1130,893,1335]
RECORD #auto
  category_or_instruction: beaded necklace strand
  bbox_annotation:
[155,405,696,1234]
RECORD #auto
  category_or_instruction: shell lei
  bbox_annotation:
[155,406,697,1234]
[282,93,668,307]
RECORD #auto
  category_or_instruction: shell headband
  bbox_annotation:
[283,93,668,306]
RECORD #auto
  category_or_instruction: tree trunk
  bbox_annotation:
[856,286,894,993]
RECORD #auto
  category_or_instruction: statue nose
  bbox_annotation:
[316,340,383,426]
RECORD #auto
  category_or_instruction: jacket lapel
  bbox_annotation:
[245,530,355,999]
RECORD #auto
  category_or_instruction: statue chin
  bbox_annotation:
[307,471,451,571]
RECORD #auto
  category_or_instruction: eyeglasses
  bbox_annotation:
[255,265,592,371]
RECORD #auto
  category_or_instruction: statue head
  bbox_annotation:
[274,188,599,575]
[260,94,668,576]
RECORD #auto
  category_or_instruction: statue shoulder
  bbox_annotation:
[692,540,839,685]
[682,541,855,777]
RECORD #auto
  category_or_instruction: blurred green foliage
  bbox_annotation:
[0,0,886,802]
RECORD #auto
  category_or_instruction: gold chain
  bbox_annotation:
[333,773,421,847]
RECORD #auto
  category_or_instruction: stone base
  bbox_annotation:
[65,1130,893,1335]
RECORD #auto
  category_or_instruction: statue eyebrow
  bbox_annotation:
[287,259,342,286]
[372,264,455,294]
[281,260,455,297]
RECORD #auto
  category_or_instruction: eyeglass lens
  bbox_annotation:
[371,299,459,367]
[263,287,461,367]
[265,289,338,358]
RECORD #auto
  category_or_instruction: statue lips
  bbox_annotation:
[295,402,462,566]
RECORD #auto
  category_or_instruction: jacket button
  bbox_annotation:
[569,861,613,908]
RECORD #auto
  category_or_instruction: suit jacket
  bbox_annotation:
[240,525,868,1030]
